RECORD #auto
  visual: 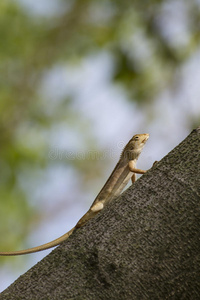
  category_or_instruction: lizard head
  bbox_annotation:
[121,133,149,161]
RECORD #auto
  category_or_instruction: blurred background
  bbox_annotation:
[0,0,200,292]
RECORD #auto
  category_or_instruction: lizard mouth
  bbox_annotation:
[142,134,149,143]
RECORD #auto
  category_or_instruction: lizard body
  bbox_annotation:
[0,133,149,255]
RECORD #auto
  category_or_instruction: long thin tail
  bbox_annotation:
[0,227,75,256]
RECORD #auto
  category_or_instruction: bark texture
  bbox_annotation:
[0,127,200,300]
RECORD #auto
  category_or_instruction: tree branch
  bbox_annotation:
[1,127,200,299]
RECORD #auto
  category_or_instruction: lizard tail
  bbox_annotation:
[0,227,75,256]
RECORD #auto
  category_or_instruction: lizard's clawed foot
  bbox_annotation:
[152,160,158,166]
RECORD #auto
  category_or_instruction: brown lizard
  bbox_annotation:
[0,133,149,255]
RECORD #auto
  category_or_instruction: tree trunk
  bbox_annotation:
[1,127,200,300]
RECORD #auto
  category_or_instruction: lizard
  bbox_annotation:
[0,133,149,256]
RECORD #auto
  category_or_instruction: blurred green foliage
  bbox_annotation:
[0,0,200,254]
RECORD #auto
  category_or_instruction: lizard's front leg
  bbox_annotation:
[128,160,146,183]
[128,161,147,174]
[129,160,158,183]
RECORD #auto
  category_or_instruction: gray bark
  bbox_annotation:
[0,127,200,300]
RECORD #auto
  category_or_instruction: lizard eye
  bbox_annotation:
[134,136,139,140]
